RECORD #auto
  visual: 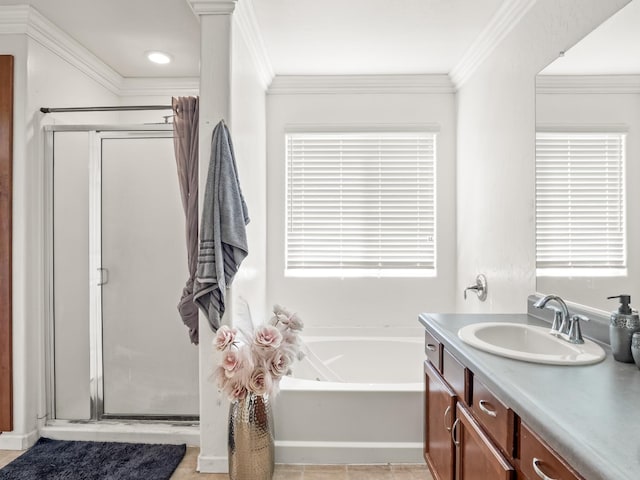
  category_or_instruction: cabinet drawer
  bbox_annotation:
[457,404,515,480]
[442,348,467,404]
[471,377,514,457]
[424,330,442,371]
[518,422,583,480]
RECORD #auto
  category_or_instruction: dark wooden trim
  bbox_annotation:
[0,55,14,432]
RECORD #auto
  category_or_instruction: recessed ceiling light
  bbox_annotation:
[146,51,172,64]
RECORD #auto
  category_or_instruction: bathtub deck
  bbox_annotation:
[1,447,432,479]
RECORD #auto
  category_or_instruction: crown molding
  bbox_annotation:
[0,5,199,97]
[450,0,538,90]
[119,77,199,97]
[234,0,274,90]
[268,74,455,95]
[536,75,640,94]
[188,0,237,15]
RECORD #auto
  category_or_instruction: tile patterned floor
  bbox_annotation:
[0,447,433,479]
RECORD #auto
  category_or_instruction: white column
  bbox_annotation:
[188,0,236,472]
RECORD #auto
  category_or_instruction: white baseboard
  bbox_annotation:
[275,440,423,464]
[197,453,228,473]
[40,423,199,446]
[0,429,39,450]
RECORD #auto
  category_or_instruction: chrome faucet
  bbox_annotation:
[533,295,570,336]
[567,314,590,344]
[544,306,564,335]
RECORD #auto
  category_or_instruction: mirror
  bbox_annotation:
[535,0,640,312]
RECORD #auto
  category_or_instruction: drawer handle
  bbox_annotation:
[426,344,437,352]
[451,418,460,447]
[443,405,453,432]
[478,399,497,418]
[533,457,557,480]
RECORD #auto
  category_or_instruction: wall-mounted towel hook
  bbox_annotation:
[464,274,487,301]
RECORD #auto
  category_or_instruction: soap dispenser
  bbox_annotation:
[608,294,640,363]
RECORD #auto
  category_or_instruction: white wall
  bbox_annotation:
[0,34,121,448]
[229,26,267,326]
[195,10,267,472]
[266,91,457,330]
[536,90,640,311]
[1,34,30,449]
[455,0,630,314]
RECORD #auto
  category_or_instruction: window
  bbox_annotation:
[535,131,626,275]
[285,131,436,277]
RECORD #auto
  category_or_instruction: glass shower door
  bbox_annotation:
[50,126,199,422]
[99,132,199,419]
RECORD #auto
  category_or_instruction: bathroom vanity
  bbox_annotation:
[420,313,640,480]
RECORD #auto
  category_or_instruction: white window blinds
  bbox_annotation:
[535,132,626,272]
[286,132,436,276]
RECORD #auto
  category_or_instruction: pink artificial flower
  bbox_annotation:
[222,350,240,377]
[268,350,291,378]
[214,305,304,399]
[212,365,228,390]
[248,366,272,396]
[281,329,300,347]
[214,325,237,351]
[253,325,283,350]
[281,313,304,332]
[225,379,248,401]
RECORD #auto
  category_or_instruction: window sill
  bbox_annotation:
[536,268,628,278]
[284,268,437,279]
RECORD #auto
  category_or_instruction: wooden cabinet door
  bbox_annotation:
[456,404,515,480]
[424,360,456,480]
[0,55,13,433]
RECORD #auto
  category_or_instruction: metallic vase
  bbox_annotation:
[632,332,640,369]
[228,393,275,480]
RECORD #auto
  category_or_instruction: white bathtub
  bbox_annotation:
[273,335,424,464]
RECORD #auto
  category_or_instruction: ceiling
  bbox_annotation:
[250,0,504,76]
[0,0,201,77]
[2,0,637,81]
[0,0,507,79]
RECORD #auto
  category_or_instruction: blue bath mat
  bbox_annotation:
[0,437,186,479]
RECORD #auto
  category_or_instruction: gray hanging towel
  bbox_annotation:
[193,120,249,332]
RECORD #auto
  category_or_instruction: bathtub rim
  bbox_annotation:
[279,376,422,393]
[281,334,424,393]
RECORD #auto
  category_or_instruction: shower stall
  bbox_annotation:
[44,124,199,424]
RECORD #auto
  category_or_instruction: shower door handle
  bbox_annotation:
[97,268,109,286]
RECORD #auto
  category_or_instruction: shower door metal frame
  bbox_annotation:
[44,124,198,424]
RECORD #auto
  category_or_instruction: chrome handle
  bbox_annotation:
[463,285,479,300]
[97,267,109,286]
[451,418,460,447]
[532,458,557,480]
[545,306,563,334]
[478,400,497,418]
[568,314,589,344]
[463,274,487,301]
[443,405,452,432]
[426,344,437,352]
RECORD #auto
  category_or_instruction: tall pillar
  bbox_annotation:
[187,0,236,472]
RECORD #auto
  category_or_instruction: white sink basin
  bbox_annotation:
[458,322,606,365]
